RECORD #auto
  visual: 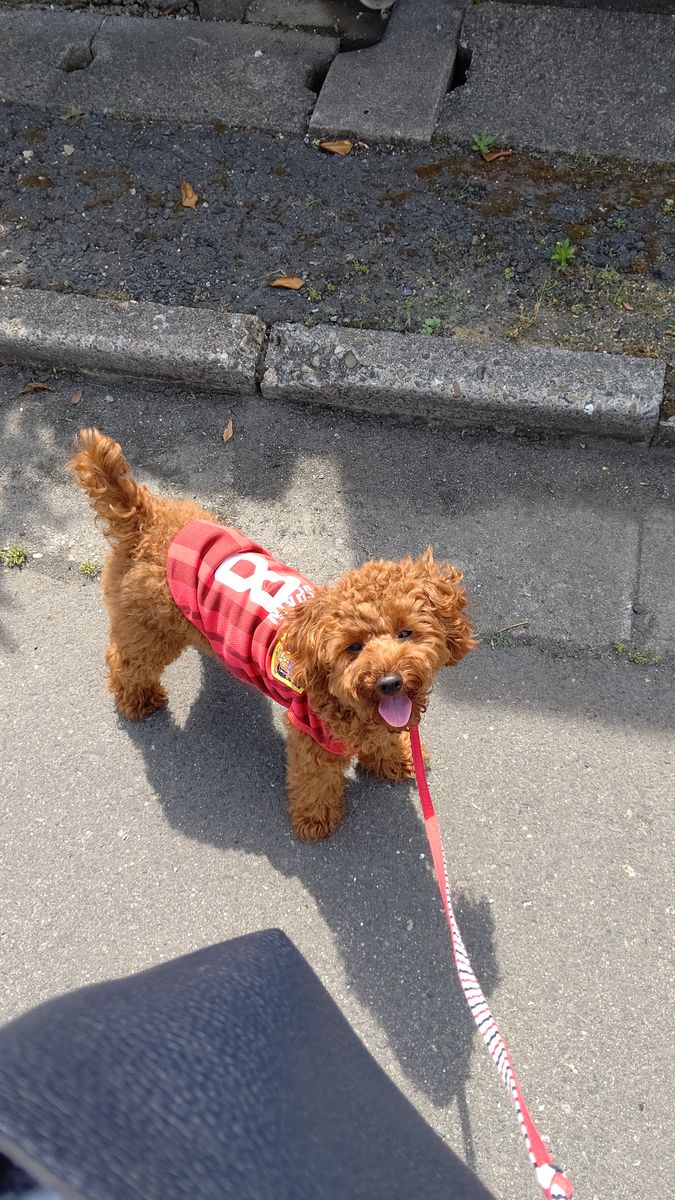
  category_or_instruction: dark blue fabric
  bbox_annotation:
[0,931,495,1200]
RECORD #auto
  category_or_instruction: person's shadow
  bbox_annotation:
[126,654,500,1169]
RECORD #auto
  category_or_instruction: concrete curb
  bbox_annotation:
[0,288,266,396]
[261,322,666,445]
[0,286,669,445]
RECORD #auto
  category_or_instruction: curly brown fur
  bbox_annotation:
[279,550,477,748]
[70,428,212,720]
[71,429,476,841]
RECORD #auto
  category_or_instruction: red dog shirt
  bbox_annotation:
[167,520,348,756]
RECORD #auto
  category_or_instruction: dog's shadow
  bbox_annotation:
[126,655,500,1167]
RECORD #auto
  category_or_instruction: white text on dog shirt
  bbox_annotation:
[214,552,314,625]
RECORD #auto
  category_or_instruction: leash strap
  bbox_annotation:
[409,725,573,1200]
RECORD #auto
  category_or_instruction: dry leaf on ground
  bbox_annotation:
[222,419,235,444]
[180,181,198,209]
[70,388,83,405]
[270,275,305,289]
[19,381,55,394]
[319,139,353,157]
[482,149,513,163]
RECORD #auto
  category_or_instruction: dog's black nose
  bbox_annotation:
[376,673,404,696]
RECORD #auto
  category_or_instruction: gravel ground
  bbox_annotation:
[1,105,672,364]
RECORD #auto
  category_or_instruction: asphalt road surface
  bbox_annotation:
[1,364,673,1200]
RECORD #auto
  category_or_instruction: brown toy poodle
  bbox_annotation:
[71,429,476,841]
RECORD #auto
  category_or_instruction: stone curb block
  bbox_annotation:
[261,323,666,444]
[0,288,668,445]
[0,288,266,396]
[309,0,462,144]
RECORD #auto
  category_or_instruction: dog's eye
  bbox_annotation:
[347,642,364,654]
[397,630,413,640]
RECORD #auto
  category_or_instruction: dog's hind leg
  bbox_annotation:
[102,562,189,720]
[105,617,184,720]
[99,549,193,720]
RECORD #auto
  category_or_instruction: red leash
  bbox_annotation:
[409,725,573,1200]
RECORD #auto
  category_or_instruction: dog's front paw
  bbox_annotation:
[360,748,414,782]
[359,731,426,782]
[290,799,345,842]
[286,720,348,841]
[114,683,168,721]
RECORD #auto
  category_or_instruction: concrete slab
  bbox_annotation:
[261,322,664,442]
[309,0,462,143]
[85,15,337,129]
[498,0,675,12]
[438,4,675,163]
[0,288,266,394]
[0,10,338,133]
[0,10,103,109]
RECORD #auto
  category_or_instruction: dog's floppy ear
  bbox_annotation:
[279,589,330,693]
[416,547,477,666]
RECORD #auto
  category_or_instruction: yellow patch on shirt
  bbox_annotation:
[271,638,304,694]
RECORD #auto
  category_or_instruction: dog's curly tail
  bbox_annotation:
[70,428,150,547]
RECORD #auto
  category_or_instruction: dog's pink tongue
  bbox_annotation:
[378,694,413,728]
